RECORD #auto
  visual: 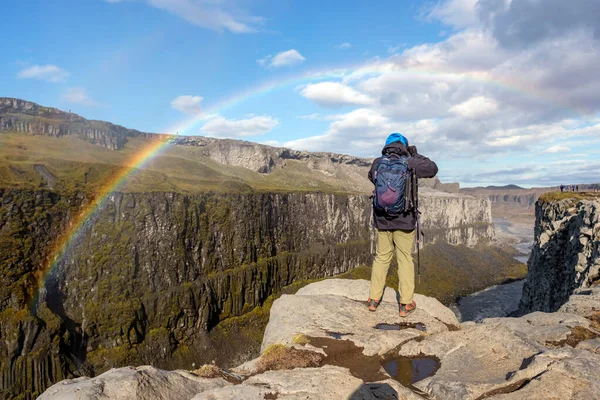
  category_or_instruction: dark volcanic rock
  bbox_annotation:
[0,190,375,398]
[518,195,600,314]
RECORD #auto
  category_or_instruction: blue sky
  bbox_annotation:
[3,0,600,187]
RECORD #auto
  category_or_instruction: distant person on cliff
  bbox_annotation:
[367,133,438,317]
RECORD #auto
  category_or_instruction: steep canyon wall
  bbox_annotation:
[0,188,493,398]
[518,195,600,314]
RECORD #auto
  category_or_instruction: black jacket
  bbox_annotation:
[368,142,438,231]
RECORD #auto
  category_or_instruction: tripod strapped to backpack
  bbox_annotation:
[404,168,424,283]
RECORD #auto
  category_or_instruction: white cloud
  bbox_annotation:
[171,95,203,115]
[268,49,305,68]
[200,114,279,138]
[108,0,262,33]
[449,96,498,119]
[60,87,98,106]
[285,108,437,156]
[299,82,374,108]
[279,0,600,185]
[427,0,480,29]
[544,145,571,154]
[339,42,351,49]
[17,64,69,83]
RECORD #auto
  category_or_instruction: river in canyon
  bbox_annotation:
[451,216,534,322]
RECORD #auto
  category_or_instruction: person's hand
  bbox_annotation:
[407,145,418,156]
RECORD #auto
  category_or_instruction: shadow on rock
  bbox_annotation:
[349,382,399,400]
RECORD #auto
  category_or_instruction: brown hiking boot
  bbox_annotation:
[399,301,416,317]
[367,298,380,312]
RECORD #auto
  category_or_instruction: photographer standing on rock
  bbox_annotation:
[367,133,438,317]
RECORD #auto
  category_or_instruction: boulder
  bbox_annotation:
[399,310,599,400]
[480,311,596,347]
[38,366,231,400]
[194,366,425,400]
[487,348,600,399]
[398,322,542,400]
[296,279,459,328]
[262,280,458,356]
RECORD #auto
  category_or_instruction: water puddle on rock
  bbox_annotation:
[326,331,353,339]
[307,336,439,395]
[382,357,439,388]
[374,322,427,332]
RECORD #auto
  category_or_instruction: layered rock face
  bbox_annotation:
[518,196,600,314]
[0,98,133,150]
[35,195,600,400]
[460,186,551,210]
[419,188,494,246]
[0,98,458,190]
[0,187,494,398]
[0,190,373,398]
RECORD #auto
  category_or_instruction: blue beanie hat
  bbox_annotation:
[385,132,408,147]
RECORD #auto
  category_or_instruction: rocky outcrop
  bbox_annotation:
[419,188,494,246]
[518,195,600,314]
[0,98,133,150]
[38,366,231,400]
[39,281,600,400]
[261,280,459,357]
[460,186,552,211]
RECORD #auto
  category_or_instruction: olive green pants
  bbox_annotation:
[369,229,416,305]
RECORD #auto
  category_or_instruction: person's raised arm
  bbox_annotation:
[409,152,438,179]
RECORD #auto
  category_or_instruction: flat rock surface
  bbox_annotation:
[487,348,600,400]
[263,280,457,356]
[38,366,231,400]
[399,322,542,400]
[481,311,595,346]
[399,311,600,400]
[296,279,460,328]
[195,366,425,400]
[559,287,600,317]
[576,338,600,354]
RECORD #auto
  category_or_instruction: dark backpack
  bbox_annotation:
[373,154,411,215]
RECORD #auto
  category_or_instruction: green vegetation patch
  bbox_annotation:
[339,242,527,305]
[256,344,323,372]
[0,132,367,195]
[539,191,600,204]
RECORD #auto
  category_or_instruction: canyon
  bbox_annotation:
[1,98,519,399]
[38,194,600,400]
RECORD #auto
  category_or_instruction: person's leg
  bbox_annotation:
[393,229,416,305]
[369,230,394,302]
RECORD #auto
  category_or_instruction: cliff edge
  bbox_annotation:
[39,280,600,400]
[519,193,600,314]
[37,193,600,400]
